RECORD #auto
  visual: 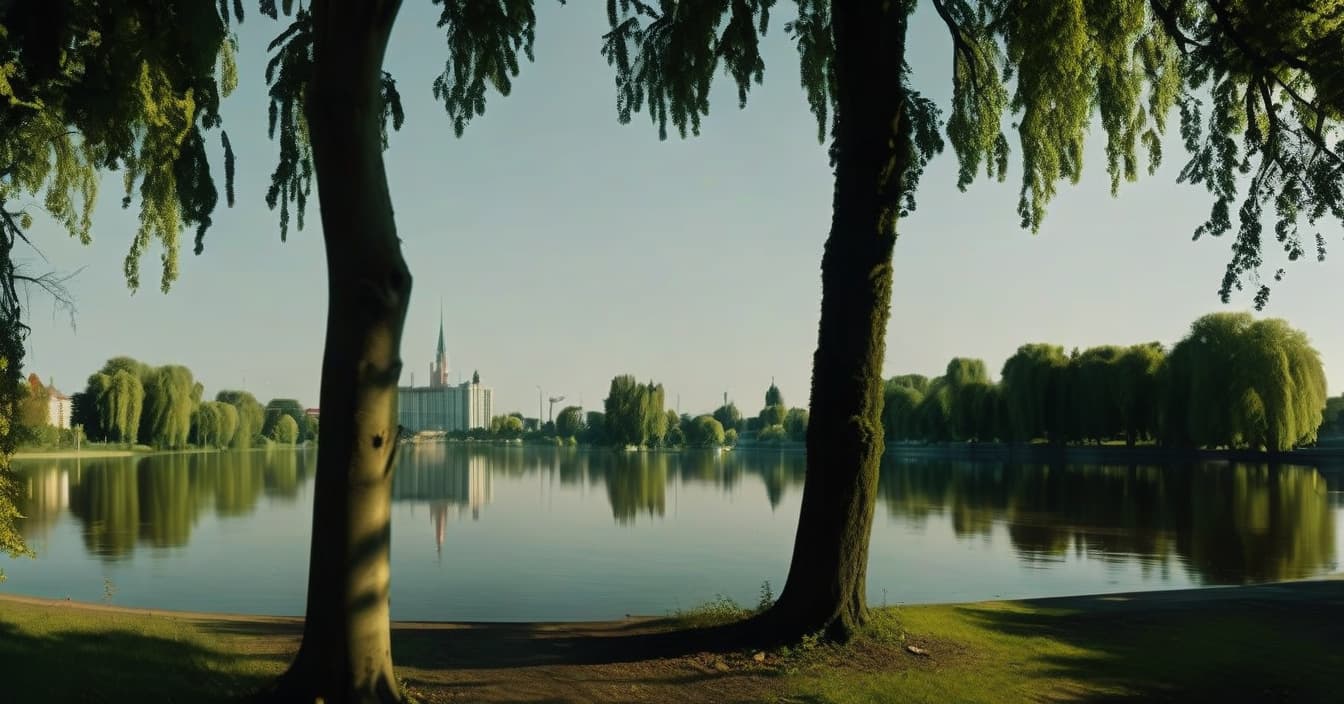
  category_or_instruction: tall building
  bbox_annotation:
[397,314,494,431]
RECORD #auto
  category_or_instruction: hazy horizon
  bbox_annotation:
[15,2,1344,417]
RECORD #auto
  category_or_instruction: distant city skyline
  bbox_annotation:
[15,2,1344,418]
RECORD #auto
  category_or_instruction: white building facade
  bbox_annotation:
[396,316,494,431]
[46,389,71,430]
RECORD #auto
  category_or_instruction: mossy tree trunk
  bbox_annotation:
[758,3,913,643]
[266,1,409,702]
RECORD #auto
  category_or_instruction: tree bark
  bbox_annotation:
[754,3,913,643]
[263,1,409,702]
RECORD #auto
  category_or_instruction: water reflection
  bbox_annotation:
[11,447,1338,586]
[21,448,315,560]
[879,460,1336,583]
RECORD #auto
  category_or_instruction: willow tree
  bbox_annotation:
[5,1,554,699]
[881,383,923,441]
[604,374,649,445]
[1001,343,1069,443]
[1115,342,1165,446]
[1163,312,1326,451]
[601,0,1343,640]
[217,390,265,450]
[1070,346,1126,444]
[143,365,199,449]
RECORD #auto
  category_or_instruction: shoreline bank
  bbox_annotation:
[2,576,1340,703]
[3,572,1338,627]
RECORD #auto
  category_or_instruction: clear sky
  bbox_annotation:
[17,2,1344,418]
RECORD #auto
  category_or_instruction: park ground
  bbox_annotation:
[1,577,1341,703]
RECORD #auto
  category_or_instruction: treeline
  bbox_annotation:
[14,356,318,450]
[488,376,808,449]
[883,313,1332,452]
[457,376,810,449]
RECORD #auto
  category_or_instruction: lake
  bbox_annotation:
[3,445,1341,620]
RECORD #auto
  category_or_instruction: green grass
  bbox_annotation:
[0,602,285,703]
[2,580,1341,703]
[788,596,1343,703]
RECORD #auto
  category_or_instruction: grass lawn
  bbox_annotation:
[1,578,1340,703]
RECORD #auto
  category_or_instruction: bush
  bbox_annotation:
[724,428,738,446]
[758,424,788,443]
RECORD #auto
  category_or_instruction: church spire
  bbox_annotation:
[431,300,450,387]
[437,300,446,358]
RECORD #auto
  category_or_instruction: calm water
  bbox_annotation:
[3,445,1341,620]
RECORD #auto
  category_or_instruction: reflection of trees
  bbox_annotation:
[261,446,309,497]
[1179,465,1336,582]
[54,449,311,561]
[602,453,667,524]
[879,459,1336,583]
[197,451,264,516]
[67,458,140,559]
[138,454,194,548]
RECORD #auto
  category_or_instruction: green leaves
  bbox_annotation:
[936,0,1007,191]
[1164,312,1326,451]
[784,0,834,144]
[432,0,553,137]
[264,10,314,241]
[602,0,776,140]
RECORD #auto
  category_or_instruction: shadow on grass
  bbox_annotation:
[957,581,1344,703]
[0,619,282,703]
[384,617,769,672]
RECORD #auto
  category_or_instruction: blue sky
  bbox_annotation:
[17,2,1344,418]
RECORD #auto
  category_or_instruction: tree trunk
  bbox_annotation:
[754,3,912,643]
[264,1,409,702]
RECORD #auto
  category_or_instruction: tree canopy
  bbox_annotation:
[882,313,1324,451]
[600,0,1343,305]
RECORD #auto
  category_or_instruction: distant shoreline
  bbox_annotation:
[882,441,1344,466]
[10,446,306,462]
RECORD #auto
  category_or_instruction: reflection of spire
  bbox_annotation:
[431,500,448,559]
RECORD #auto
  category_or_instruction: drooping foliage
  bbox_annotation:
[192,399,239,449]
[1001,344,1070,443]
[143,365,199,449]
[1163,312,1326,451]
[94,369,146,445]
[272,414,299,444]
[643,381,667,446]
[0,0,239,301]
[882,314,1323,450]
[604,374,647,446]
[881,383,924,441]
[1068,346,1127,444]
[601,375,668,447]
[1115,342,1166,445]
[0,354,28,575]
[887,374,930,394]
[216,389,264,449]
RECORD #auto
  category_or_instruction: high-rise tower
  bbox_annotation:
[430,305,450,388]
